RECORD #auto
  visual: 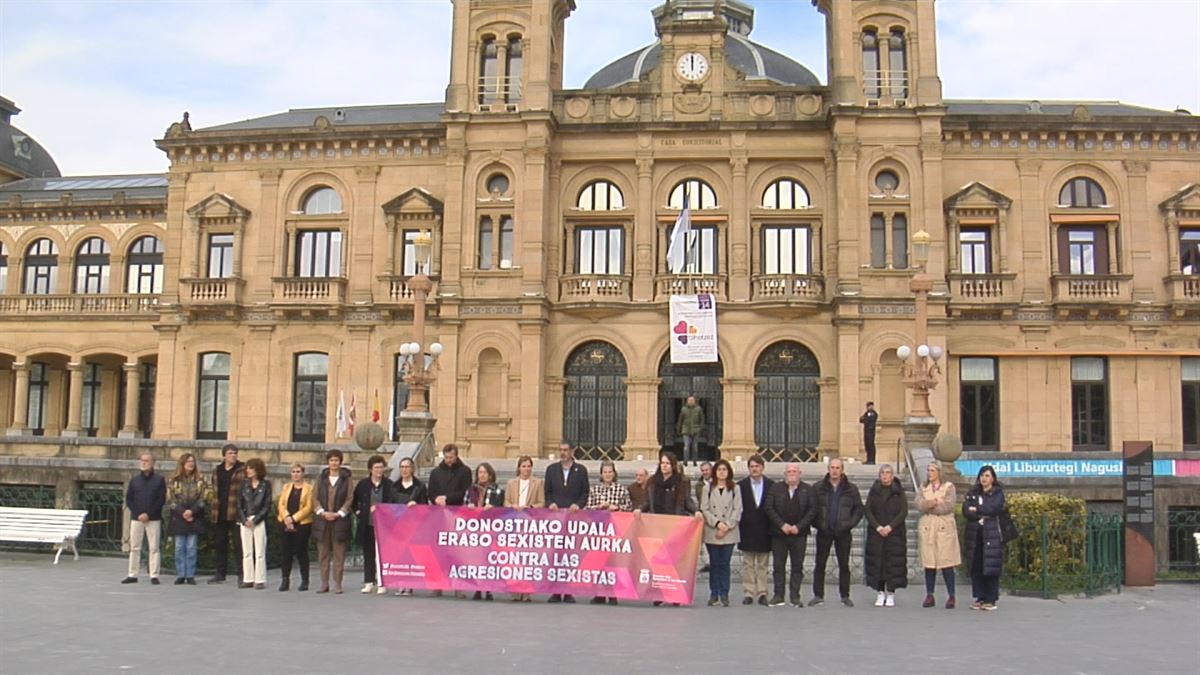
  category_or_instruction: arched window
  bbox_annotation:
[302,187,342,215]
[196,352,231,440]
[577,180,625,210]
[862,29,880,99]
[754,341,821,462]
[1058,177,1107,208]
[23,238,59,295]
[668,179,718,210]
[506,36,523,103]
[74,238,111,293]
[126,236,164,294]
[562,341,627,460]
[888,29,908,98]
[479,37,499,104]
[761,179,810,209]
[292,352,329,443]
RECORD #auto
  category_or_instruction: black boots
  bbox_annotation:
[279,578,290,592]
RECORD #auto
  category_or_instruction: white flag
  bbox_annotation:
[335,389,348,438]
[666,187,692,274]
[387,396,395,441]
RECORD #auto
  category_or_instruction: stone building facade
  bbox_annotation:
[2,0,1198,462]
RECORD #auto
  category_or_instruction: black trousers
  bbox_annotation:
[813,530,852,600]
[281,524,311,581]
[771,535,807,600]
[211,519,243,578]
[864,433,877,464]
[362,525,378,584]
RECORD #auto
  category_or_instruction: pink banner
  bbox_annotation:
[374,504,703,604]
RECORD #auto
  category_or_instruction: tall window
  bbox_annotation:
[292,353,328,443]
[207,234,234,278]
[477,215,514,270]
[295,230,342,277]
[888,29,907,98]
[506,37,523,103]
[478,216,494,269]
[668,179,718,210]
[1059,178,1106,208]
[1180,229,1200,274]
[1184,358,1200,451]
[761,179,810,210]
[1060,228,1106,275]
[23,238,58,294]
[0,241,8,292]
[500,216,515,268]
[303,187,342,215]
[762,225,810,275]
[576,226,623,275]
[870,214,887,269]
[81,363,102,437]
[27,361,49,436]
[74,238,111,294]
[960,358,998,451]
[577,181,624,210]
[479,37,499,104]
[126,236,163,294]
[959,229,991,274]
[677,226,718,275]
[891,213,909,269]
[862,30,880,99]
[196,352,230,440]
[401,230,422,276]
[1071,357,1108,451]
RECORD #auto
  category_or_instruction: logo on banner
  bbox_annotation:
[673,320,698,344]
[639,569,651,584]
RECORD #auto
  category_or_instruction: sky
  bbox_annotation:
[1,0,1197,176]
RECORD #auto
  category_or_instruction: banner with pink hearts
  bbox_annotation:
[669,293,718,363]
[374,504,703,603]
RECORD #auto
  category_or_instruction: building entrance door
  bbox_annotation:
[657,354,723,461]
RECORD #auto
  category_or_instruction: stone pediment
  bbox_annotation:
[186,193,250,223]
[1159,183,1200,215]
[944,182,1013,211]
[382,187,444,217]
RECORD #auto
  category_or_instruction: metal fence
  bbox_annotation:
[1003,512,1123,597]
[1164,507,1200,580]
[76,483,125,553]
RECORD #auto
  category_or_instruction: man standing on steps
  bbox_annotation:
[736,455,774,606]
[207,444,245,584]
[860,402,878,465]
[544,441,589,603]
[676,395,705,466]
[764,463,815,607]
[810,458,863,607]
[122,452,166,585]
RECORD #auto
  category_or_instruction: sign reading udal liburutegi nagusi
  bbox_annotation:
[1123,441,1155,587]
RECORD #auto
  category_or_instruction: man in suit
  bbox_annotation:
[544,442,589,603]
[736,455,774,606]
[764,463,816,607]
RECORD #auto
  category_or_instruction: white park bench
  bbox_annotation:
[0,506,89,564]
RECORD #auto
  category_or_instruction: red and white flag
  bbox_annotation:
[348,391,357,437]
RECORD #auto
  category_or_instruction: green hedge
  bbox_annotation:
[1002,492,1087,591]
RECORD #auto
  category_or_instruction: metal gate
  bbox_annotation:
[658,354,723,460]
[754,341,821,462]
[77,482,125,554]
[563,341,627,460]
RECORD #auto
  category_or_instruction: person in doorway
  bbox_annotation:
[860,402,879,465]
[312,449,353,594]
[810,458,863,607]
[676,396,705,466]
[737,455,775,606]
[166,453,207,585]
[627,468,650,512]
[700,459,742,607]
[237,458,271,589]
[917,461,960,608]
[544,442,589,603]
[276,463,314,592]
[586,459,633,605]
[428,444,472,507]
[864,464,908,607]
[207,444,245,584]
[964,465,1006,611]
[123,452,166,585]
[764,463,814,607]
[353,454,397,595]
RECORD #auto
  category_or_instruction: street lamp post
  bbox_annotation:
[400,231,443,414]
[899,229,945,454]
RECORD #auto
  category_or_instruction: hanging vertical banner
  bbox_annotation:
[669,293,718,364]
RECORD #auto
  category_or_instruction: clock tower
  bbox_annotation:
[653,0,749,121]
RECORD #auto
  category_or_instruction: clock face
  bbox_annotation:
[676,52,709,82]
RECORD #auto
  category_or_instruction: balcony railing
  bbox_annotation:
[752,274,824,301]
[180,277,243,305]
[863,70,909,104]
[559,274,631,302]
[1052,274,1132,303]
[948,273,1017,303]
[477,76,522,111]
[1167,274,1200,304]
[271,277,347,304]
[656,274,726,300]
[0,293,160,317]
[377,276,439,304]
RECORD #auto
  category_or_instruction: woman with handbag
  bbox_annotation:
[963,464,1006,611]
[917,461,961,608]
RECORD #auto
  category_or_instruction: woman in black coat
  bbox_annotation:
[963,464,1006,611]
[391,457,426,597]
[863,464,908,607]
[352,454,397,595]
[644,451,702,606]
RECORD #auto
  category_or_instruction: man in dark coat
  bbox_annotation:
[312,449,354,594]
[544,442,589,603]
[810,458,863,607]
[863,465,908,607]
[123,452,166,584]
[859,402,879,464]
[428,444,472,506]
[207,443,245,584]
[736,455,774,606]
[764,463,815,607]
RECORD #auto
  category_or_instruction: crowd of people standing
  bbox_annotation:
[121,443,1011,610]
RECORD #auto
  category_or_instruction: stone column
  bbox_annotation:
[835,318,863,456]
[718,377,756,458]
[728,152,750,301]
[623,376,661,459]
[119,361,141,438]
[633,152,655,301]
[63,362,85,437]
[6,362,30,435]
[543,376,567,459]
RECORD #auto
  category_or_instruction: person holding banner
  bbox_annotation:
[628,468,650,512]
[353,455,397,595]
[700,459,742,607]
[312,449,354,594]
[645,451,701,607]
[545,442,589,603]
[428,444,472,507]
[394,457,428,508]
[504,456,544,511]
[586,459,633,605]
[467,463,505,509]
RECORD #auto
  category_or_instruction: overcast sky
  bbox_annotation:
[2,0,1197,176]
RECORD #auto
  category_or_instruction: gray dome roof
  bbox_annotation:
[0,98,61,180]
[583,33,820,89]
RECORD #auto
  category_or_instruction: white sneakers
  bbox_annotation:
[376,585,388,595]
[361,583,375,594]
[875,591,886,607]
[875,591,896,607]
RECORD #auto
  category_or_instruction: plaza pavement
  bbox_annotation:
[1,552,1196,675]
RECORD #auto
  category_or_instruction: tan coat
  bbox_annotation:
[916,481,961,569]
[504,477,545,508]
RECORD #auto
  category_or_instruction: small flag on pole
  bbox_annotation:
[372,389,381,423]
[335,390,348,438]
[348,391,357,437]
[387,395,395,442]
[666,185,693,274]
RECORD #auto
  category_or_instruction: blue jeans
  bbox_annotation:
[706,544,734,600]
[681,435,699,463]
[174,534,198,578]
